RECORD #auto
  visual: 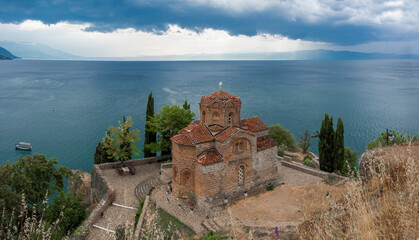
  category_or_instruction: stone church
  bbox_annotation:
[170,88,279,205]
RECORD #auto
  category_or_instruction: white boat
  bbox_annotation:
[15,142,32,150]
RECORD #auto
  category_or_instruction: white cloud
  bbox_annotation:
[184,0,419,32]
[0,20,330,57]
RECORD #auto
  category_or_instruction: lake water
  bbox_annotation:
[0,60,418,172]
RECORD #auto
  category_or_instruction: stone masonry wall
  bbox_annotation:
[171,143,196,198]
[91,155,170,202]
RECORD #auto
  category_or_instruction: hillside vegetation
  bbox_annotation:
[0,46,19,59]
[298,143,419,239]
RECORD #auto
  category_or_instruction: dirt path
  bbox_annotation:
[228,165,346,227]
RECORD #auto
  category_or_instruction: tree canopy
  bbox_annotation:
[0,154,71,209]
[317,114,357,177]
[366,130,418,150]
[103,116,140,163]
[146,104,195,155]
[0,155,86,239]
[268,124,297,152]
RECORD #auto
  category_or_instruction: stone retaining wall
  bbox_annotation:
[281,160,347,183]
[134,195,150,238]
[71,155,170,239]
[91,155,170,202]
[97,155,171,170]
[91,165,113,202]
[72,172,113,240]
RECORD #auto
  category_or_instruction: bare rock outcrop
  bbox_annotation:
[68,169,92,208]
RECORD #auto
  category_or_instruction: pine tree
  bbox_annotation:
[102,130,114,162]
[104,116,140,164]
[144,91,156,158]
[334,118,345,174]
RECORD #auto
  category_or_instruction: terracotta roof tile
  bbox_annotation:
[240,116,268,132]
[208,124,224,131]
[214,127,240,142]
[257,136,278,151]
[189,125,213,143]
[181,119,201,132]
[200,90,241,106]
[197,149,223,164]
[171,134,194,146]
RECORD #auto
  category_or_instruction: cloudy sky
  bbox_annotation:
[1,0,419,57]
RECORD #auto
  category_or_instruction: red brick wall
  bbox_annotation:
[172,143,197,198]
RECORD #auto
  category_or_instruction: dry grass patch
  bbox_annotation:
[298,144,419,240]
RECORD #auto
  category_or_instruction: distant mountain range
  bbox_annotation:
[124,49,419,61]
[0,41,80,60]
[0,46,19,60]
[89,49,419,61]
[1,40,419,61]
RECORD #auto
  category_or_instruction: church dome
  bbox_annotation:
[199,90,241,107]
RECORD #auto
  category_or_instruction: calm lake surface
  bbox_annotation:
[0,60,418,172]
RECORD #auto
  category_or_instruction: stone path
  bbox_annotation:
[150,184,241,235]
[87,204,137,240]
[134,176,165,200]
[87,163,161,239]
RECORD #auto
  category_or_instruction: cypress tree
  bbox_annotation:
[144,91,156,157]
[334,118,345,174]
[121,115,132,160]
[318,113,335,172]
[318,114,327,171]
[183,100,191,111]
[94,142,103,164]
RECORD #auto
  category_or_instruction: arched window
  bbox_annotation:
[238,165,245,185]
[202,111,206,123]
[228,112,233,125]
[181,169,193,187]
[235,141,244,153]
[213,112,220,123]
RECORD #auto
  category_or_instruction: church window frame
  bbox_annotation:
[202,111,206,123]
[213,111,220,124]
[235,140,244,153]
[228,112,234,125]
[238,165,245,185]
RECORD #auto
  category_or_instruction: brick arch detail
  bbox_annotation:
[180,168,194,187]
[233,137,252,153]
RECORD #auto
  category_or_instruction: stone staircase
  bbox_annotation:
[202,218,223,232]
[134,176,165,200]
[150,185,207,233]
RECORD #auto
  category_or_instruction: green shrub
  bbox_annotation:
[197,231,233,239]
[269,124,297,152]
[366,130,418,150]
[267,184,275,191]
[303,155,316,168]
[133,199,145,231]
[115,225,126,240]
[277,144,285,157]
